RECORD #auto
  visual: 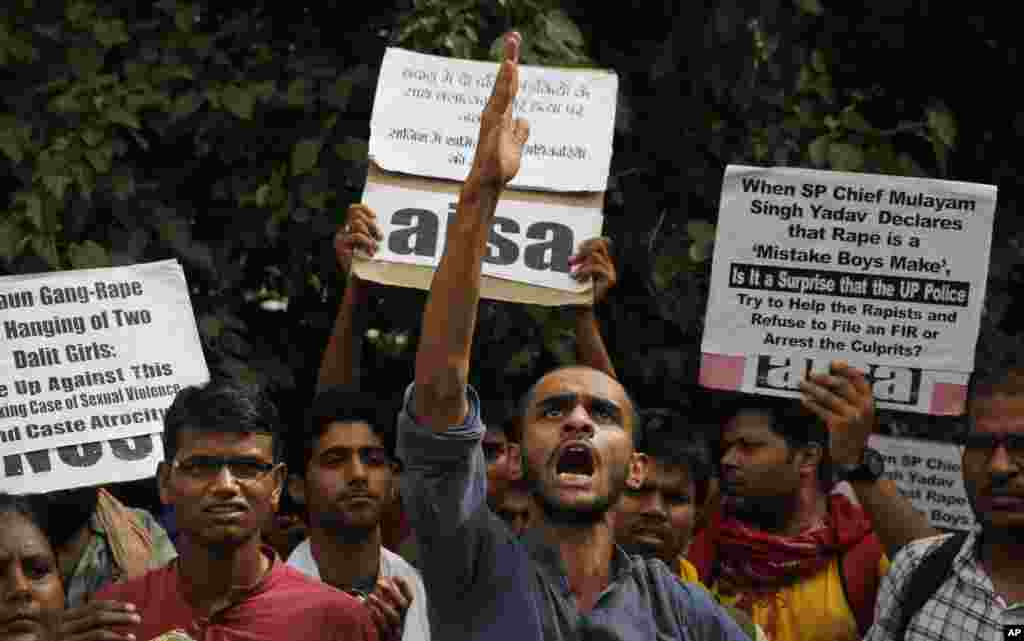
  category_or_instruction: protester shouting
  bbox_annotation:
[394,31,749,641]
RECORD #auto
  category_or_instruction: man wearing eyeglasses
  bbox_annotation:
[865,362,1024,641]
[90,379,378,641]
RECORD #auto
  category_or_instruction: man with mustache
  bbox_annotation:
[90,379,378,641]
[866,363,1024,640]
[688,363,938,641]
[395,31,749,640]
[287,388,430,641]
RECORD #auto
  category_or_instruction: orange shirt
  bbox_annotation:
[703,555,889,641]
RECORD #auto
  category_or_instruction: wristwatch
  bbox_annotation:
[838,448,885,483]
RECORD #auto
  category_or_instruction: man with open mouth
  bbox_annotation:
[395,31,749,641]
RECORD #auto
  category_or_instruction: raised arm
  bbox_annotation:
[800,361,939,556]
[317,204,382,391]
[413,33,530,431]
[570,237,617,379]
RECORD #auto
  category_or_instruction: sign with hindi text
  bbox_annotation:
[370,47,618,192]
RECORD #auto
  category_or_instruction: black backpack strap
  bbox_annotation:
[894,532,969,640]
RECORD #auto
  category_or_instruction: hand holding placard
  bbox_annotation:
[570,237,616,306]
[468,32,531,192]
[800,360,876,467]
[336,204,383,275]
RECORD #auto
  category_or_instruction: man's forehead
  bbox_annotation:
[723,409,774,436]
[316,421,382,451]
[970,395,1024,433]
[532,368,629,407]
[645,460,693,488]
[178,428,274,453]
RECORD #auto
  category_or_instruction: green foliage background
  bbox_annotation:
[2,0,1022,443]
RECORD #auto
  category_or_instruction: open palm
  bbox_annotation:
[471,33,530,190]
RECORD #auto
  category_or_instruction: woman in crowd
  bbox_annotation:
[0,492,62,641]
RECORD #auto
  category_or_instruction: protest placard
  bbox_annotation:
[1,433,164,495]
[700,165,996,414]
[0,260,209,463]
[360,48,617,304]
[868,434,974,531]
[370,47,618,192]
[359,164,604,298]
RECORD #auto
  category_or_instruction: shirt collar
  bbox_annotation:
[520,527,633,586]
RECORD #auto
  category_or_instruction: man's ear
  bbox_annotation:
[627,452,649,490]
[157,461,172,506]
[798,442,823,476]
[287,473,306,506]
[270,463,287,509]
[508,442,522,481]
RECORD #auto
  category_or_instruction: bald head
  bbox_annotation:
[518,366,639,440]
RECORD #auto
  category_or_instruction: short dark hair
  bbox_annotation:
[716,393,832,489]
[0,493,49,541]
[637,409,713,504]
[299,387,401,475]
[162,379,285,464]
[483,398,521,443]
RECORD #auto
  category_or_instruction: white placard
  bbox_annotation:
[702,165,996,374]
[868,434,975,531]
[1,433,164,495]
[700,353,970,415]
[363,178,604,292]
[369,47,618,192]
[0,260,209,459]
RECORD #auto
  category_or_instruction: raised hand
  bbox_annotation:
[799,360,876,466]
[335,204,383,276]
[469,32,530,191]
[570,237,617,305]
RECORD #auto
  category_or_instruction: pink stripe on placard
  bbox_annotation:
[930,382,968,416]
[699,353,746,391]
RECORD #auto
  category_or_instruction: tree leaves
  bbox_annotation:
[221,85,255,120]
[106,105,141,129]
[68,240,110,268]
[291,139,322,176]
[827,141,864,171]
[927,105,957,148]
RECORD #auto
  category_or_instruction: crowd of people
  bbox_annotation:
[2,32,1022,641]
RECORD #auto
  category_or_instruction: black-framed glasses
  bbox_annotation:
[955,433,1024,460]
[171,455,279,482]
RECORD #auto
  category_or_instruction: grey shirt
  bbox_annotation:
[396,382,750,641]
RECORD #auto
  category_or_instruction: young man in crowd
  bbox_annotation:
[394,31,748,640]
[88,379,378,641]
[287,387,430,641]
[688,362,936,641]
[28,484,176,607]
[865,362,1024,640]
[612,409,712,573]
[610,409,766,641]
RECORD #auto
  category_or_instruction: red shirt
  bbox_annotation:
[94,548,377,641]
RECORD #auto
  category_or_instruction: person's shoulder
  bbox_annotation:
[93,563,172,607]
[885,532,963,586]
[381,547,420,575]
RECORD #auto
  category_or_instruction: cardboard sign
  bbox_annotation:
[701,165,996,414]
[360,164,604,297]
[370,47,618,192]
[868,434,975,531]
[0,260,208,463]
[1,433,164,494]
